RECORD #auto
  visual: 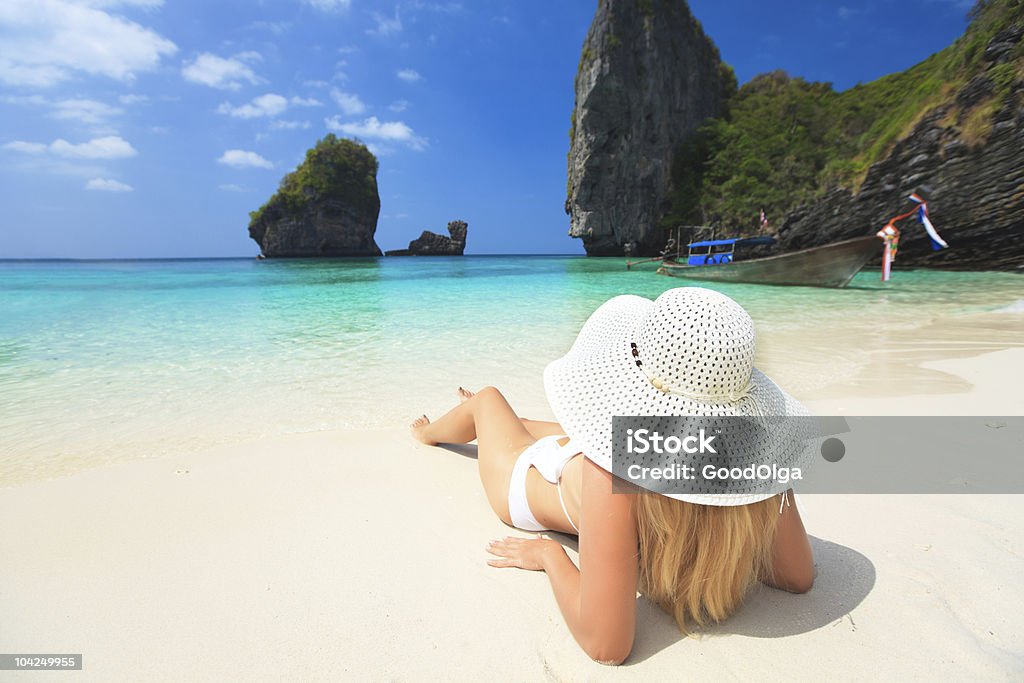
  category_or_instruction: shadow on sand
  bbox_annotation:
[437,444,876,661]
[437,443,480,459]
[629,536,876,663]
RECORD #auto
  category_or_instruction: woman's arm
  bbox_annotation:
[763,491,815,593]
[490,460,637,664]
[542,462,637,662]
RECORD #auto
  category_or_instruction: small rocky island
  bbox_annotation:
[385,220,468,256]
[248,134,382,257]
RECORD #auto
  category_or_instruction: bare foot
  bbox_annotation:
[410,415,435,444]
[457,386,475,403]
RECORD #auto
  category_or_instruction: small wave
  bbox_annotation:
[994,299,1024,313]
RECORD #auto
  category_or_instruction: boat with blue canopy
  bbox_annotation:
[655,235,881,288]
[625,195,947,288]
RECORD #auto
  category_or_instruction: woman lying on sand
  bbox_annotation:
[411,287,815,665]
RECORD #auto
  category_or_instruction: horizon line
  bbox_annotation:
[0,253,592,262]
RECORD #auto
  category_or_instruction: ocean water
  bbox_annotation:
[2,256,1023,484]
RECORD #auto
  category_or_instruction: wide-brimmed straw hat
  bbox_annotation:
[543,287,814,506]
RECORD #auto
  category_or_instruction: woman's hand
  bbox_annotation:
[486,536,562,571]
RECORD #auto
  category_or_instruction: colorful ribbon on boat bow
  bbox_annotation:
[876,223,900,282]
[908,193,949,251]
[877,194,948,282]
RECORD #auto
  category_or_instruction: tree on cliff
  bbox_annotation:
[249,134,379,225]
[248,135,383,257]
[662,0,1023,238]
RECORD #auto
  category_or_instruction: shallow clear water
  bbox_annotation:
[2,256,1023,483]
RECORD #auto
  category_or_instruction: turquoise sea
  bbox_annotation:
[2,256,1023,484]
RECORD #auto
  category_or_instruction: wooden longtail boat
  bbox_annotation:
[656,235,881,288]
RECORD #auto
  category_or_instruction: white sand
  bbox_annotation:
[2,350,1023,680]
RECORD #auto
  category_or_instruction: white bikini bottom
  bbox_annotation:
[508,435,580,533]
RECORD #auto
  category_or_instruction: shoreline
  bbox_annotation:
[3,303,1022,489]
[2,344,1023,678]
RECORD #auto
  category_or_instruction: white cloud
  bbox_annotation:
[388,99,409,112]
[4,135,137,159]
[52,136,137,158]
[303,79,329,88]
[0,94,48,106]
[0,0,177,87]
[218,183,250,192]
[837,6,858,20]
[366,8,402,37]
[324,115,426,151]
[269,120,310,130]
[118,94,149,105]
[182,51,262,90]
[396,68,421,83]
[217,149,273,169]
[50,98,123,124]
[85,0,165,7]
[217,94,322,119]
[1,95,124,128]
[85,177,133,192]
[409,2,462,13]
[303,0,352,10]
[245,20,291,34]
[6,157,107,177]
[3,141,48,154]
[217,93,288,118]
[330,88,366,115]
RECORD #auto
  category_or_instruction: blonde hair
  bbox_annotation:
[635,493,780,634]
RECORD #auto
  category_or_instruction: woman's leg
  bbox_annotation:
[521,419,565,439]
[412,386,535,524]
[457,387,564,439]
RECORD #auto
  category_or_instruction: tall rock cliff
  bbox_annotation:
[777,25,1024,270]
[249,135,382,257]
[565,0,733,255]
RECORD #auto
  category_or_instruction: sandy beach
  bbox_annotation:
[2,340,1023,680]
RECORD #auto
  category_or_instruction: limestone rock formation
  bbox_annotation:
[386,221,468,256]
[248,135,382,257]
[778,28,1024,271]
[565,0,733,255]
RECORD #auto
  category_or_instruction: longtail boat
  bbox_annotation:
[655,235,881,288]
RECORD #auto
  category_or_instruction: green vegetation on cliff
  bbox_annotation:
[249,134,379,226]
[662,0,1023,232]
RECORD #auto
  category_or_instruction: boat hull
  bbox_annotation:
[658,236,881,288]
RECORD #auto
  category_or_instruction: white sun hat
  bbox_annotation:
[543,287,815,506]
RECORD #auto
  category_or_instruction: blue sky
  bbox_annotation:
[0,0,973,258]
